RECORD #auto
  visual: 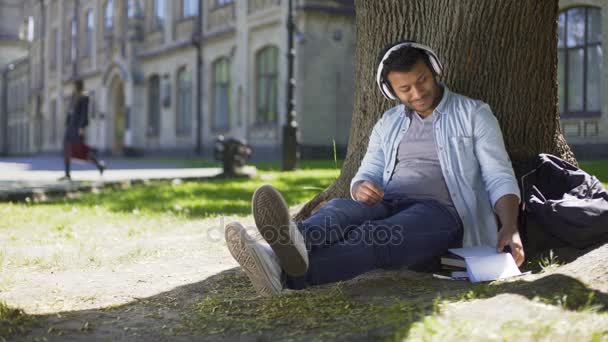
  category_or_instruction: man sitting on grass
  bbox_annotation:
[225,41,524,296]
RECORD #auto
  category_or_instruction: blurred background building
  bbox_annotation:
[1,0,607,158]
[0,0,355,158]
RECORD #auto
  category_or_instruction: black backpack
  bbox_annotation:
[521,154,608,249]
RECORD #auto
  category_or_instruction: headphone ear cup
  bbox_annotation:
[382,82,397,100]
[427,54,442,76]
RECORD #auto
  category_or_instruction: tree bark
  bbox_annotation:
[295,0,575,221]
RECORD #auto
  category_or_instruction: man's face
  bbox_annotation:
[386,58,441,117]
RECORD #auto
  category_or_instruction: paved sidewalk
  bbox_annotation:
[0,155,226,202]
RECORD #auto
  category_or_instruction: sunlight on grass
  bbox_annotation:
[579,160,608,183]
[0,161,339,274]
[44,165,340,218]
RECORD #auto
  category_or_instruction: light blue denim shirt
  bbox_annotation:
[350,87,520,247]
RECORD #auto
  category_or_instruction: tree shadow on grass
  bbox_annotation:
[12,263,608,341]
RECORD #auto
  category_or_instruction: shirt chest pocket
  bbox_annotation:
[450,136,478,176]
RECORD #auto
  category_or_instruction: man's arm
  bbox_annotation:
[349,117,386,200]
[494,194,524,266]
[472,104,524,266]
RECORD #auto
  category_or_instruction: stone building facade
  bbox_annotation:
[0,0,355,158]
[0,0,31,155]
[3,1,607,158]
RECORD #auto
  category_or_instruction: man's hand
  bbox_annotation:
[496,225,525,267]
[353,181,384,205]
[78,128,84,137]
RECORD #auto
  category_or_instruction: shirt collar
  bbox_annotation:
[433,84,451,116]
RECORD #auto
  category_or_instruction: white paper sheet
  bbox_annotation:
[465,252,522,283]
[448,246,497,258]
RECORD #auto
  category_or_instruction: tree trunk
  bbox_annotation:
[295,0,575,221]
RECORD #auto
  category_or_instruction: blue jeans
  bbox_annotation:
[284,197,463,289]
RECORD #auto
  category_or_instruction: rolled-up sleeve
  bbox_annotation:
[473,104,520,207]
[350,118,386,200]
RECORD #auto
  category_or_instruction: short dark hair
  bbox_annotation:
[380,44,435,81]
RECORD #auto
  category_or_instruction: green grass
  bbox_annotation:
[41,160,341,218]
[0,160,341,273]
[183,283,426,339]
[578,160,608,182]
[2,158,608,340]
[0,300,36,340]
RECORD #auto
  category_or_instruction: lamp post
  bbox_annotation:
[282,0,300,171]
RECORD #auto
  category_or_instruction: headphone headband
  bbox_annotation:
[376,41,443,101]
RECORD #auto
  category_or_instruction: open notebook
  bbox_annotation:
[448,246,522,283]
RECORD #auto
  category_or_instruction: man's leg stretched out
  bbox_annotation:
[225,184,462,295]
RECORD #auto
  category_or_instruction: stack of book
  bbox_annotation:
[438,246,523,282]
[440,252,466,271]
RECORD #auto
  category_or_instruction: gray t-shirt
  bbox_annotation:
[384,112,454,208]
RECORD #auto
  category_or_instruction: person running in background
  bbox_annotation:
[60,79,105,180]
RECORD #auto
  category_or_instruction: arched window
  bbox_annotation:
[26,16,35,42]
[154,0,165,29]
[148,75,161,136]
[558,6,602,117]
[255,46,279,124]
[84,10,94,56]
[105,0,113,31]
[70,18,77,62]
[183,0,199,18]
[212,57,231,130]
[177,67,192,135]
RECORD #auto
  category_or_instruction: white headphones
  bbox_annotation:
[376,41,443,101]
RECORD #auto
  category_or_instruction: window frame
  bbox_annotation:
[212,57,231,131]
[215,0,234,9]
[148,75,161,137]
[176,67,193,136]
[154,0,166,30]
[70,18,78,62]
[254,46,279,125]
[559,6,603,118]
[84,9,94,57]
[104,0,114,32]
[26,16,35,42]
[182,0,199,18]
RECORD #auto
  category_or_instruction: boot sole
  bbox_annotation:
[224,222,281,296]
[252,185,308,277]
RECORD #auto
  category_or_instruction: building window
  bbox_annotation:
[26,16,35,41]
[70,18,77,62]
[127,0,137,18]
[183,0,199,18]
[212,58,231,130]
[50,99,57,144]
[177,68,192,135]
[148,75,161,136]
[216,0,233,7]
[154,0,165,29]
[558,6,602,118]
[50,28,58,69]
[85,10,94,56]
[255,46,279,124]
[105,0,113,32]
